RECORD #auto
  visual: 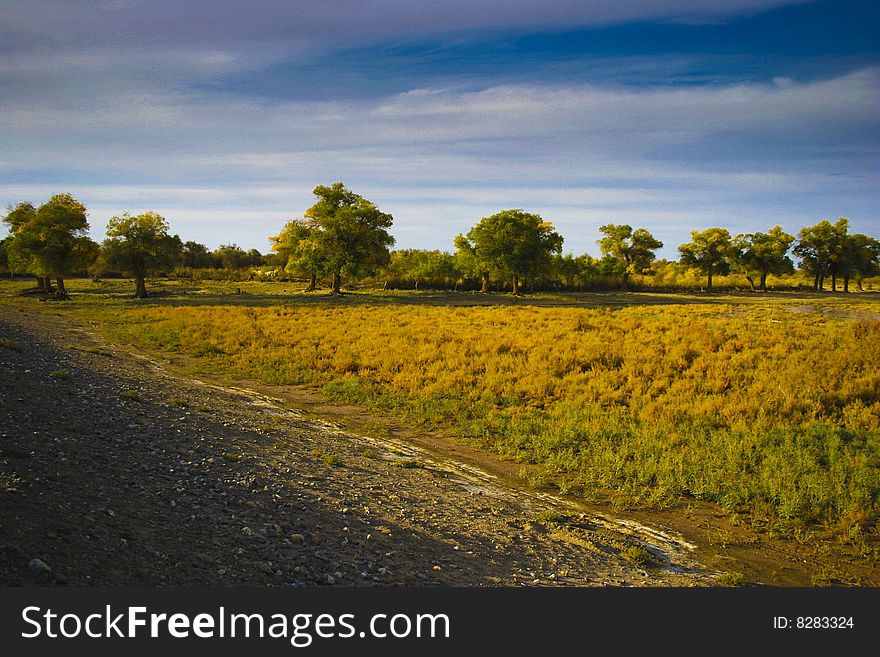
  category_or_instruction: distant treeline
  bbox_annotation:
[2,185,878,298]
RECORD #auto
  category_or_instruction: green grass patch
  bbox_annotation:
[534,509,570,525]
[390,458,423,469]
[0,338,21,352]
[311,448,342,467]
[621,545,653,566]
[717,571,748,587]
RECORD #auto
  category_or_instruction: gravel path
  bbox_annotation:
[0,304,712,587]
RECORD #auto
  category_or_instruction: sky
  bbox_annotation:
[1,0,878,258]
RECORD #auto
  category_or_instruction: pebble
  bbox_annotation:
[28,558,51,575]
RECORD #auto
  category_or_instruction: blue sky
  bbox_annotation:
[1,0,877,258]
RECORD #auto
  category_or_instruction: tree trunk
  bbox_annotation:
[135,274,148,299]
[760,271,768,291]
[843,275,850,293]
[745,275,756,291]
[831,273,837,292]
[480,273,489,293]
[813,272,820,291]
[706,268,713,291]
[512,275,519,295]
[55,278,69,300]
[819,272,826,291]
[331,272,341,294]
[306,272,316,291]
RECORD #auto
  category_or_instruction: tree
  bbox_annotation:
[104,211,182,298]
[678,227,732,291]
[553,253,580,291]
[455,209,563,294]
[269,219,323,290]
[453,233,491,292]
[2,194,91,299]
[382,249,461,290]
[214,244,262,270]
[303,182,395,294]
[731,225,794,291]
[793,218,849,291]
[597,224,663,289]
[3,202,46,289]
[0,236,8,275]
[838,233,880,292]
[181,241,215,269]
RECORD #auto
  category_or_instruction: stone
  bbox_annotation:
[28,558,51,575]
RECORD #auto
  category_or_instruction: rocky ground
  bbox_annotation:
[0,303,713,587]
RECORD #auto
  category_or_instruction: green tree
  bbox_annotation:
[303,182,395,294]
[214,244,262,270]
[269,219,323,290]
[0,236,8,275]
[181,241,215,269]
[838,233,880,292]
[382,249,461,290]
[597,224,663,289]
[456,209,563,294]
[104,211,182,298]
[2,203,46,288]
[453,233,491,292]
[731,225,794,291]
[553,253,580,290]
[793,218,848,291]
[2,194,91,299]
[678,227,733,291]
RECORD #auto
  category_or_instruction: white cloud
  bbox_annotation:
[1,7,876,257]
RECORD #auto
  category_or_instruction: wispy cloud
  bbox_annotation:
[1,1,876,256]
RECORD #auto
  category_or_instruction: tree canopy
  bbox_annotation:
[2,194,93,298]
[793,218,849,291]
[597,223,663,289]
[302,182,395,294]
[731,225,794,291]
[455,209,563,294]
[104,211,182,298]
[269,219,323,290]
[837,232,880,292]
[678,227,732,291]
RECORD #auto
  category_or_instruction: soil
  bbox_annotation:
[1,301,876,587]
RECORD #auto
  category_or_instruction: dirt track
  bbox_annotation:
[0,304,716,587]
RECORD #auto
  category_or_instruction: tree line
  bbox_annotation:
[2,184,878,298]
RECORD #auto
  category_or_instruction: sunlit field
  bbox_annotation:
[4,279,879,547]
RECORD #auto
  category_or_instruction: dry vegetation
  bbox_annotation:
[4,279,879,550]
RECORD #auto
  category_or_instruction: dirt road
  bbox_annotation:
[0,304,712,587]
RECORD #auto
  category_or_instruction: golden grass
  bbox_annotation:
[99,298,880,538]
[2,278,878,540]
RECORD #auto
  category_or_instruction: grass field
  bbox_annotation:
[3,278,879,549]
